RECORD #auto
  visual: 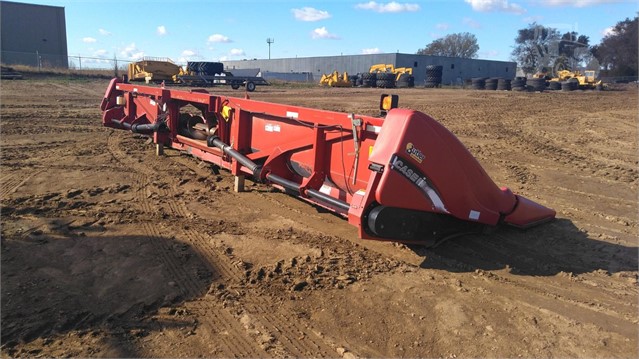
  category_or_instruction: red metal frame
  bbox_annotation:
[101,78,555,243]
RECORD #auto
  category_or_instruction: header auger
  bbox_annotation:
[101,77,555,246]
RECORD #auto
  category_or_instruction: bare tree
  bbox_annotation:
[417,33,479,59]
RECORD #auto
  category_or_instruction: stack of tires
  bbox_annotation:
[360,72,376,87]
[561,78,579,91]
[376,72,395,88]
[527,78,546,92]
[349,74,359,87]
[485,78,499,90]
[548,81,562,90]
[396,73,415,88]
[471,77,487,90]
[511,77,527,91]
[424,65,443,88]
[497,78,511,91]
[187,62,224,76]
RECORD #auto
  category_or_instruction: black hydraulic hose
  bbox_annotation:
[111,119,166,134]
[266,173,350,212]
[207,136,262,177]
[207,136,350,212]
[307,189,351,212]
[265,173,301,191]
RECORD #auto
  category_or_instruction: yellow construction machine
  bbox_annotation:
[319,71,352,87]
[127,57,181,83]
[552,70,604,89]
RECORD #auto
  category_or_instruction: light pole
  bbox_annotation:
[266,38,274,59]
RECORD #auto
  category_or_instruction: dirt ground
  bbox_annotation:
[1,76,637,358]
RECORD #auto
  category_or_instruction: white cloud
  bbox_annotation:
[208,34,231,43]
[311,27,340,39]
[601,26,616,37]
[292,7,331,21]
[435,23,450,30]
[82,37,97,43]
[355,1,420,13]
[465,0,526,14]
[98,28,111,36]
[463,17,482,29]
[157,25,167,36]
[94,49,109,58]
[120,43,144,60]
[538,0,619,7]
[522,15,543,22]
[362,47,382,54]
[229,48,245,56]
[182,50,196,57]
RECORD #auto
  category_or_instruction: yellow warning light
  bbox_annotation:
[379,94,398,116]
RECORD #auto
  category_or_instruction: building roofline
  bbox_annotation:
[0,0,65,10]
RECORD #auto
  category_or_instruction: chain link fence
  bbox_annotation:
[1,50,133,72]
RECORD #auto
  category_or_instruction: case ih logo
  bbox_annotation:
[405,142,425,163]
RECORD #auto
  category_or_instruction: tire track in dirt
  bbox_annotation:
[0,170,42,198]
[106,131,272,357]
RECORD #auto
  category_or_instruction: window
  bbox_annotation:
[414,61,418,67]
[506,67,509,72]
[451,64,455,69]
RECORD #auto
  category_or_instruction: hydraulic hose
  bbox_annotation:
[207,136,262,177]
[111,119,166,134]
[266,173,350,212]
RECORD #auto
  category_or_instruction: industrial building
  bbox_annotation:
[224,53,516,85]
[0,1,68,68]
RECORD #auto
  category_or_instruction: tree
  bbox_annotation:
[591,16,638,77]
[417,33,479,58]
[511,23,560,76]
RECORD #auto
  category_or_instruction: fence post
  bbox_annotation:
[79,56,82,71]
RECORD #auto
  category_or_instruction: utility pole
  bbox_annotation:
[266,38,274,59]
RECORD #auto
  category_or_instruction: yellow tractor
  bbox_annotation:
[552,70,604,90]
[319,71,352,87]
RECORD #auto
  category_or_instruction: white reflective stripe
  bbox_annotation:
[319,184,332,195]
[150,99,156,106]
[286,111,299,119]
[425,188,448,213]
[469,210,481,220]
[115,85,120,90]
[365,124,381,134]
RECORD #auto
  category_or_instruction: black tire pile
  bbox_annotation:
[511,77,527,91]
[396,73,415,88]
[349,74,359,87]
[497,78,511,91]
[424,65,443,88]
[548,81,562,90]
[187,62,224,76]
[360,72,376,87]
[471,77,487,90]
[376,72,395,88]
[561,78,579,91]
[485,77,499,90]
[527,78,547,92]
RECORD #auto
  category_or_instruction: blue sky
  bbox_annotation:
[16,0,639,66]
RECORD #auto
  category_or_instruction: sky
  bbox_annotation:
[14,0,639,66]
